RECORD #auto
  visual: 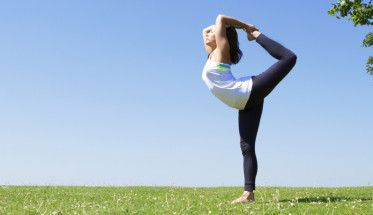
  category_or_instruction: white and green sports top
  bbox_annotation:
[202,58,253,110]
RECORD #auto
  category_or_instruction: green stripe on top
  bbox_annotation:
[216,64,231,72]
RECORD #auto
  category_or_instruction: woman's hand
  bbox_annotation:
[245,29,261,41]
[242,24,260,41]
[231,23,258,41]
[203,25,215,33]
[244,24,258,32]
[245,31,256,41]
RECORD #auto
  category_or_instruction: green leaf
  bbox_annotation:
[366,56,373,75]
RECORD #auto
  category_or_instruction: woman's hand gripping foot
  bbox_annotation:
[231,190,255,204]
[242,24,261,41]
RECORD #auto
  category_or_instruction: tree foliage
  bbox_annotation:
[328,0,373,75]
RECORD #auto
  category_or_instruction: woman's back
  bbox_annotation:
[208,48,232,66]
[202,56,253,110]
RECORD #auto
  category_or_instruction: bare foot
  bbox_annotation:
[231,191,255,204]
[243,25,259,42]
[251,30,261,39]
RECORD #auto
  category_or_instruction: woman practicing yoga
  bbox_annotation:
[202,15,297,204]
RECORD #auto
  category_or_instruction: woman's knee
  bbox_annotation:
[240,138,255,156]
[284,53,297,69]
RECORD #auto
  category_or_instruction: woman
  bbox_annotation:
[202,15,297,204]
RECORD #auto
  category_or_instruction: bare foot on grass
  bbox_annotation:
[231,191,255,204]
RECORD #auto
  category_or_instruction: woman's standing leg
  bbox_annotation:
[232,100,264,204]
[239,100,264,191]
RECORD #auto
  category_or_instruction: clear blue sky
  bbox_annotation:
[1,0,372,188]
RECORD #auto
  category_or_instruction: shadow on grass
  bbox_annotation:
[279,197,372,203]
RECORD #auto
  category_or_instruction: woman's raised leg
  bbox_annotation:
[245,34,297,108]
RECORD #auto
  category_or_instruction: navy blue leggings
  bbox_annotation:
[238,33,297,191]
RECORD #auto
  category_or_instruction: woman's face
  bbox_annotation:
[205,26,216,45]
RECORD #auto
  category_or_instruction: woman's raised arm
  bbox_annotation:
[217,15,258,32]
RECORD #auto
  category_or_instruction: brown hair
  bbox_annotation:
[207,25,243,65]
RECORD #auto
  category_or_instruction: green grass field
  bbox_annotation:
[1,186,372,214]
